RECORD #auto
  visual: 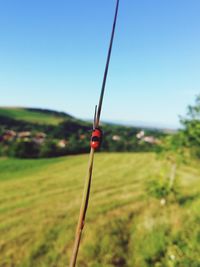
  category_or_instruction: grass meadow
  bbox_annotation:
[0,153,200,267]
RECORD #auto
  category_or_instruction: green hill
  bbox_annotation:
[0,107,73,125]
[0,153,199,267]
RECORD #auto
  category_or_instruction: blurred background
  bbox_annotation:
[0,0,200,266]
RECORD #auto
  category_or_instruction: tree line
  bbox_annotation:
[0,113,163,158]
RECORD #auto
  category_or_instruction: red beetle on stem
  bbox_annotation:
[90,105,103,150]
[90,128,102,149]
[69,1,120,265]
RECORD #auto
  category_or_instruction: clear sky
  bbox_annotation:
[1,0,200,128]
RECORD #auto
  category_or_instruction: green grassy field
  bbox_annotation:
[0,153,200,267]
[0,108,66,125]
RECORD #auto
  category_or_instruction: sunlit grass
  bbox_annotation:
[0,153,199,266]
[0,107,64,125]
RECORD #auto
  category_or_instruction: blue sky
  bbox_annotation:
[0,0,200,128]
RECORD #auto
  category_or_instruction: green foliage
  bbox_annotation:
[157,133,186,165]
[67,135,89,154]
[180,95,200,158]
[147,173,181,202]
[154,133,185,203]
[39,140,60,158]
[147,174,171,199]
[10,141,40,158]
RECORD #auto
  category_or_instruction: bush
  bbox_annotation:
[10,141,40,158]
[147,176,171,199]
[39,141,60,158]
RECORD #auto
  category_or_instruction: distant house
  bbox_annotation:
[33,132,46,144]
[35,132,46,139]
[136,130,145,139]
[143,136,159,144]
[112,135,121,141]
[18,131,31,141]
[58,140,67,148]
[18,131,31,138]
[136,130,160,145]
[3,130,17,141]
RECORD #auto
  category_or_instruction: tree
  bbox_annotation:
[11,141,40,158]
[39,140,60,158]
[180,95,200,157]
[148,132,186,203]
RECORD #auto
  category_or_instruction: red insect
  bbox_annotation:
[90,128,102,149]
